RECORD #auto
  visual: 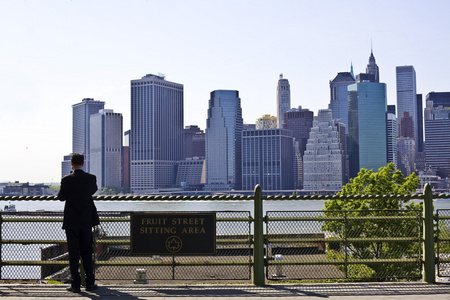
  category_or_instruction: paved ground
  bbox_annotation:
[1,282,450,299]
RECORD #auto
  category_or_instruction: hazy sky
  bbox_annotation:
[1,0,449,184]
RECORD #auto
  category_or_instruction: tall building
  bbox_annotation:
[184,125,205,159]
[348,77,387,178]
[123,130,130,190]
[424,102,450,177]
[205,90,243,191]
[71,98,105,172]
[90,109,123,190]
[396,66,418,154]
[397,137,415,176]
[329,71,355,133]
[283,107,314,189]
[366,50,380,82]
[417,94,424,153]
[256,114,277,130]
[386,107,398,169]
[303,109,346,191]
[242,129,294,191]
[426,92,450,108]
[277,74,291,128]
[130,74,184,193]
[283,107,314,155]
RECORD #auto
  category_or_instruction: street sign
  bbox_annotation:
[130,212,216,255]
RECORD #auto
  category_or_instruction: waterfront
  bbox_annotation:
[2,198,450,214]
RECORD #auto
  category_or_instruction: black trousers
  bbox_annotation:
[65,227,95,287]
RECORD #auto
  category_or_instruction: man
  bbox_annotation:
[58,153,99,293]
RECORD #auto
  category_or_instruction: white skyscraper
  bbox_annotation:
[90,109,123,190]
[277,74,291,128]
[387,112,398,169]
[303,109,346,191]
[396,66,418,154]
[130,74,184,193]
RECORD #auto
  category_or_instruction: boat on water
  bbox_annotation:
[3,202,16,212]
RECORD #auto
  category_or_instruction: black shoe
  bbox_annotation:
[66,286,81,293]
[85,284,98,291]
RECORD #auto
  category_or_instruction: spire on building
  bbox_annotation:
[366,46,379,82]
[350,62,355,79]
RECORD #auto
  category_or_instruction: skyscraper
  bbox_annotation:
[424,102,450,178]
[386,106,398,169]
[396,66,418,154]
[366,50,380,83]
[277,74,291,128]
[329,71,355,133]
[417,94,424,153]
[184,125,205,159]
[130,74,184,193]
[90,109,123,189]
[348,78,387,178]
[72,98,105,172]
[283,107,314,189]
[242,128,294,190]
[425,92,450,108]
[303,109,346,191]
[205,90,243,191]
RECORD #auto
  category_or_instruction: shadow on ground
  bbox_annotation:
[1,282,450,298]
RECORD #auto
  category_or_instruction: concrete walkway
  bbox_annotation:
[1,282,450,299]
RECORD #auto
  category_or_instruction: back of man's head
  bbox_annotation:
[71,153,84,166]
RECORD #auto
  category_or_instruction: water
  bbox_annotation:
[1,197,450,215]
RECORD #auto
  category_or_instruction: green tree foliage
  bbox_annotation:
[98,186,130,195]
[322,163,422,280]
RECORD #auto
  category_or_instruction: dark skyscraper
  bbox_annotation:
[426,92,450,108]
[366,49,380,83]
[329,71,355,133]
[184,125,205,159]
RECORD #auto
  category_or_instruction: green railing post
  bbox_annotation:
[422,183,435,283]
[253,184,265,286]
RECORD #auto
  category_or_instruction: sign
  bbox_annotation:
[130,212,216,255]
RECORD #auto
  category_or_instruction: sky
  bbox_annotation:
[1,0,450,184]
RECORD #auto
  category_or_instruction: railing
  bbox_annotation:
[0,183,446,286]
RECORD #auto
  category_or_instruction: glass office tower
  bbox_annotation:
[72,98,105,172]
[130,74,184,193]
[396,66,418,154]
[205,90,243,191]
[348,81,387,178]
[329,72,355,134]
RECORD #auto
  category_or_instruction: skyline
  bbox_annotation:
[1,0,450,183]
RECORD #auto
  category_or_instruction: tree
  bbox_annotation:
[322,163,422,280]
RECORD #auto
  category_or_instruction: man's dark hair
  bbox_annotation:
[71,153,84,166]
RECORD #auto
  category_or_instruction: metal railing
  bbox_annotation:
[0,183,445,286]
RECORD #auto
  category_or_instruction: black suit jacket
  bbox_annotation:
[57,169,100,229]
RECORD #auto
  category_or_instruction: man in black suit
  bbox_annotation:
[58,153,100,293]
